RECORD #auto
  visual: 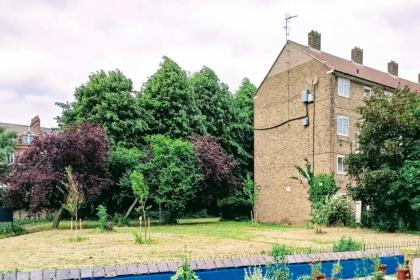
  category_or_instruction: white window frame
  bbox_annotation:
[337,115,350,136]
[364,86,372,97]
[22,135,34,145]
[338,78,351,98]
[337,155,346,175]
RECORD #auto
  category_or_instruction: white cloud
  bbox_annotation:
[0,0,419,127]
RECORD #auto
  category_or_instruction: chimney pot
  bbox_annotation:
[351,47,363,65]
[388,60,398,76]
[308,30,321,50]
[30,115,42,134]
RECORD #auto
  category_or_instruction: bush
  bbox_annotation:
[312,193,355,227]
[244,267,269,280]
[217,197,252,220]
[0,221,25,237]
[333,236,363,252]
[112,213,130,227]
[96,204,108,231]
[272,244,293,258]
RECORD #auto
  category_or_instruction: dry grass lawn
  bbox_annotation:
[0,218,419,272]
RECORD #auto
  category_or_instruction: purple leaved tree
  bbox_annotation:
[4,123,112,228]
[190,135,239,212]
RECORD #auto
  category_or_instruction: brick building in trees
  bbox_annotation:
[254,30,420,224]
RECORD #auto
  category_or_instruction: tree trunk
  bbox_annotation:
[124,198,138,219]
[52,206,65,229]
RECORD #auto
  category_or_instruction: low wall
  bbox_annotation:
[0,249,404,280]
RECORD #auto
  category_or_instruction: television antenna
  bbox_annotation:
[284,14,298,41]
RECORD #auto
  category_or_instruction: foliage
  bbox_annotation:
[141,135,202,224]
[140,57,204,139]
[112,213,130,227]
[96,204,108,231]
[314,193,355,227]
[62,166,85,221]
[4,124,111,218]
[106,146,144,214]
[272,244,293,258]
[130,170,149,219]
[347,88,420,231]
[332,236,363,252]
[244,267,269,280]
[231,78,257,175]
[0,221,25,237]
[0,125,15,180]
[217,196,252,220]
[291,159,339,208]
[189,135,238,212]
[331,262,342,279]
[310,262,323,278]
[243,173,256,205]
[171,258,199,280]
[69,234,87,242]
[190,66,233,140]
[56,70,148,147]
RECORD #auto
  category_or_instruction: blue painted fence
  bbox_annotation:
[97,255,403,280]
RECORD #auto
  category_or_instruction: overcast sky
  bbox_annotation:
[0,0,419,128]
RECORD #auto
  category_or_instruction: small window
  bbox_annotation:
[338,78,351,98]
[337,155,346,174]
[364,87,371,97]
[22,135,34,145]
[337,116,349,136]
[384,90,393,97]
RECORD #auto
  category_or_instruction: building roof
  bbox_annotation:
[0,122,53,134]
[289,40,420,92]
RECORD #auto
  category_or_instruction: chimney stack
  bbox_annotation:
[351,47,363,64]
[387,60,398,76]
[418,73,420,83]
[30,115,42,134]
[308,30,321,50]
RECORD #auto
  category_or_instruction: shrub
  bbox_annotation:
[333,236,363,252]
[217,196,252,220]
[312,193,354,227]
[96,204,108,231]
[244,267,269,280]
[272,244,293,258]
[113,213,130,227]
[171,258,199,280]
[0,221,25,237]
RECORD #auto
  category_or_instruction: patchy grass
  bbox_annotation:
[0,218,419,272]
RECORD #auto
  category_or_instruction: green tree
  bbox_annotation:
[191,66,234,139]
[129,170,149,219]
[230,78,257,176]
[56,69,148,147]
[347,88,420,231]
[0,126,15,179]
[106,146,144,214]
[140,57,204,139]
[62,166,85,223]
[141,135,202,224]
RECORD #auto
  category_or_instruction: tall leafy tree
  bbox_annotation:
[105,146,144,214]
[191,66,233,138]
[140,57,204,139]
[4,123,112,228]
[347,88,420,231]
[0,126,15,180]
[231,78,257,176]
[141,135,202,224]
[190,135,239,213]
[56,69,148,147]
